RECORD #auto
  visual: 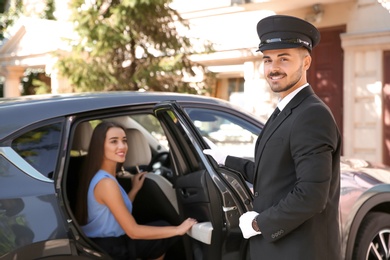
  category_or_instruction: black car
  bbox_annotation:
[0,91,390,260]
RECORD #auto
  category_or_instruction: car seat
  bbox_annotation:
[117,128,179,225]
[67,121,93,212]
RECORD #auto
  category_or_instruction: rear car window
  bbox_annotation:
[11,123,62,178]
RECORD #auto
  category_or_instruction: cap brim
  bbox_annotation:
[257,42,309,52]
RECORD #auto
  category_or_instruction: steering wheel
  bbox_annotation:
[149,152,173,179]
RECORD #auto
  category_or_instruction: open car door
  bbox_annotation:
[154,101,253,260]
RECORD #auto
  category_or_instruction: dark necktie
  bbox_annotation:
[255,106,281,149]
[269,107,280,124]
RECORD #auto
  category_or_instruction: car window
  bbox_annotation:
[155,109,203,175]
[184,108,259,159]
[11,123,62,178]
[130,114,169,151]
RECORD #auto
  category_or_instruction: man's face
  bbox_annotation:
[262,47,311,99]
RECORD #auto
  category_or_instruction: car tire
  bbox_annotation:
[353,212,390,260]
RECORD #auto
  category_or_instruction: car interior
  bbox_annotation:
[65,115,213,259]
[63,106,255,259]
[67,121,92,214]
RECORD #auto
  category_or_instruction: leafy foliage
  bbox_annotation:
[42,0,56,20]
[55,0,214,93]
[21,69,51,95]
[1,0,56,42]
[0,0,23,41]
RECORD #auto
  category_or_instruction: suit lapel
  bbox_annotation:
[253,86,315,183]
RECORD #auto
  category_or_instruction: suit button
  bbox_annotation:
[254,192,259,197]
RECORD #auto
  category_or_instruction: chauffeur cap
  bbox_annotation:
[256,15,320,52]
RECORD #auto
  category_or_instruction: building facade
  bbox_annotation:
[1,0,390,164]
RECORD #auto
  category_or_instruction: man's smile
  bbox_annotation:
[268,72,286,80]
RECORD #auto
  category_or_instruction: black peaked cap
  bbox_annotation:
[256,15,320,52]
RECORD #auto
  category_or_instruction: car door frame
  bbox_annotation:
[154,101,253,260]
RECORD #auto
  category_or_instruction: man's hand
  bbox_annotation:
[239,211,261,239]
[203,137,228,165]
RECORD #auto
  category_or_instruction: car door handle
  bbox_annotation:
[222,206,237,212]
[180,188,194,198]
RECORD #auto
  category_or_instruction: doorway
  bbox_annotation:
[308,25,346,141]
[382,51,390,165]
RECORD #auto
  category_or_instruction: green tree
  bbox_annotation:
[0,0,55,42]
[55,0,214,93]
[0,0,23,41]
[42,0,56,20]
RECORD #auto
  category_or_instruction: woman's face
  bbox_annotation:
[103,127,128,165]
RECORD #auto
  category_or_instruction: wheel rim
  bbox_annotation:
[366,229,390,260]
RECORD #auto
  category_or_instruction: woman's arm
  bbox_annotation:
[94,178,196,240]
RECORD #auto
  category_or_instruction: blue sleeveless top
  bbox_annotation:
[81,170,133,237]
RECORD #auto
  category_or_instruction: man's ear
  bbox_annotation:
[304,55,312,71]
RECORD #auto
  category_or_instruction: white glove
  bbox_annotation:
[239,211,261,239]
[203,137,227,165]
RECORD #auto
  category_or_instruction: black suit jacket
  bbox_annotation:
[226,86,341,260]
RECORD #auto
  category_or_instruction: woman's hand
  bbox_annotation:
[176,218,197,236]
[132,172,146,191]
[128,172,146,201]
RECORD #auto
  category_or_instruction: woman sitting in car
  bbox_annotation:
[74,121,196,260]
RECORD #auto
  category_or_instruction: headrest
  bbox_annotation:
[72,122,93,155]
[123,128,152,168]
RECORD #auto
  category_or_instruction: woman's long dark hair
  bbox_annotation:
[74,121,126,225]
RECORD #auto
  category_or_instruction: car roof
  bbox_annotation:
[0,91,247,140]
